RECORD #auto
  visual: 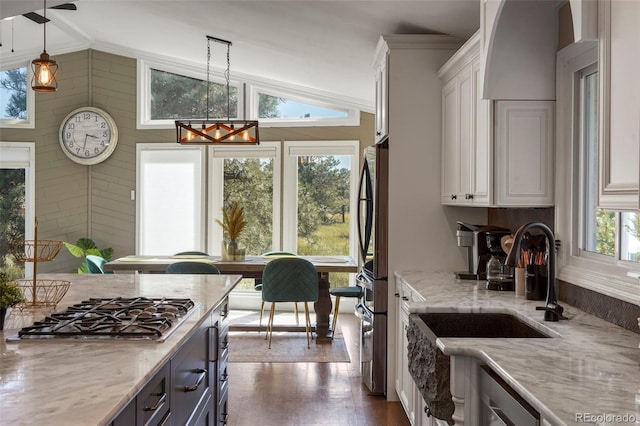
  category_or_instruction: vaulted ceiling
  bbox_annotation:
[0,0,480,110]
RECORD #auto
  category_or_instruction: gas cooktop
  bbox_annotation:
[7,297,197,342]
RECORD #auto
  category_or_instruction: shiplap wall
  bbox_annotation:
[0,50,374,272]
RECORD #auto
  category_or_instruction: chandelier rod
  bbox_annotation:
[206,36,232,121]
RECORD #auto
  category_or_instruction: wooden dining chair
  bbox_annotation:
[166,261,220,274]
[261,257,318,349]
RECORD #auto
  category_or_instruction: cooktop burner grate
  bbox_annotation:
[14,297,196,341]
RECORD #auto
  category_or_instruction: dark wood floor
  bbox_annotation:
[228,313,410,426]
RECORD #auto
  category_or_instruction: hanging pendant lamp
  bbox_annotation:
[31,0,58,92]
[176,36,259,145]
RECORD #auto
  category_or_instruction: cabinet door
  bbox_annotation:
[441,78,460,204]
[375,52,389,143]
[495,101,555,206]
[398,302,416,424]
[599,0,640,209]
[470,58,491,206]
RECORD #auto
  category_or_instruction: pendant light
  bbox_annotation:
[176,36,259,145]
[31,0,58,92]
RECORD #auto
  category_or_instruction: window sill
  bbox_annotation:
[558,262,640,306]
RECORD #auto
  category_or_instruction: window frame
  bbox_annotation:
[555,41,640,305]
[0,63,36,129]
[248,83,361,127]
[0,141,36,277]
[137,59,245,129]
[282,140,360,262]
[135,143,207,255]
[207,141,282,256]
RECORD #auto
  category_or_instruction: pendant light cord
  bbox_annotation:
[206,36,233,121]
[43,0,47,52]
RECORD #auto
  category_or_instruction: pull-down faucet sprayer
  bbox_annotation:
[505,222,566,321]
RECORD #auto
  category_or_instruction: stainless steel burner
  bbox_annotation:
[9,297,197,342]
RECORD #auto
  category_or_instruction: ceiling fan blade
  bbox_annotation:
[51,3,77,11]
[22,12,49,24]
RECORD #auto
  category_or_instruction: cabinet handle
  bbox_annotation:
[143,392,167,412]
[220,413,229,425]
[401,296,409,301]
[450,194,457,200]
[465,193,474,200]
[376,131,381,136]
[221,340,230,350]
[221,371,229,383]
[158,411,172,426]
[209,326,219,362]
[184,368,207,392]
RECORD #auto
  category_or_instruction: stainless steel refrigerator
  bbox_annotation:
[356,138,388,395]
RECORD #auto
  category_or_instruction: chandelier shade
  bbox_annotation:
[31,0,58,92]
[176,36,259,146]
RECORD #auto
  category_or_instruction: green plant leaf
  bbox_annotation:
[63,242,85,258]
[100,248,114,261]
[76,238,97,251]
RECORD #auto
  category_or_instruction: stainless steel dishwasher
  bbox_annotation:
[479,365,540,426]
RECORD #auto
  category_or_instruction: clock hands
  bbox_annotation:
[83,133,98,150]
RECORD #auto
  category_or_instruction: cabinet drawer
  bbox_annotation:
[172,324,210,426]
[137,363,171,426]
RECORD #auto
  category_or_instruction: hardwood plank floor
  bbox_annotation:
[228,312,410,426]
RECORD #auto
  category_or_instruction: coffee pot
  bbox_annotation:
[485,231,513,291]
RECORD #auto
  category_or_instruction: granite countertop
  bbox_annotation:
[395,270,640,426]
[0,273,241,426]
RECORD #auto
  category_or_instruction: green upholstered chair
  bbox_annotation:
[256,251,298,328]
[86,255,108,274]
[174,251,209,256]
[261,257,318,349]
[329,285,363,333]
[166,261,220,274]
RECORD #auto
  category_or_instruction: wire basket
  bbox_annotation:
[9,240,63,262]
[15,278,71,308]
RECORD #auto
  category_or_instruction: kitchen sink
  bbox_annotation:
[415,312,552,340]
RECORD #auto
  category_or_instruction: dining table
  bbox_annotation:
[104,254,358,342]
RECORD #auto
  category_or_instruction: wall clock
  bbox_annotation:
[59,107,118,165]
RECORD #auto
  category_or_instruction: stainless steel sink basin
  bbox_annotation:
[415,312,551,340]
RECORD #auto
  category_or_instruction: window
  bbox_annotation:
[0,142,36,278]
[578,66,640,264]
[283,141,359,287]
[209,143,282,257]
[136,144,206,255]
[251,86,359,127]
[0,66,35,128]
[137,59,243,128]
[556,42,639,305]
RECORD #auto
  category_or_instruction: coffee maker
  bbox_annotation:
[455,222,511,280]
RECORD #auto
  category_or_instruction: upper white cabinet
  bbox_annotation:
[480,0,561,100]
[373,48,389,143]
[598,0,640,210]
[440,33,555,207]
[439,32,491,206]
[495,101,555,207]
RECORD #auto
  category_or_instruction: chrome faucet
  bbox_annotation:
[505,222,566,321]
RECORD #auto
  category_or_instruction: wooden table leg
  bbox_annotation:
[314,271,333,342]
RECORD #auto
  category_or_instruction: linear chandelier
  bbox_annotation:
[31,0,58,92]
[176,36,259,145]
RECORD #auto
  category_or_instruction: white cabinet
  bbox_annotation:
[495,100,555,207]
[439,32,491,206]
[373,48,389,143]
[396,282,416,424]
[598,0,640,210]
[440,33,555,208]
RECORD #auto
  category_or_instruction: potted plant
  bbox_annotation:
[63,238,113,273]
[0,273,25,330]
[216,201,247,260]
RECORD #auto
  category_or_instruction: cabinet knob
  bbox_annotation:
[376,131,381,136]
[451,194,457,200]
[402,296,409,301]
[465,193,474,200]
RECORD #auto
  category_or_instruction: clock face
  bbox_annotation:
[59,107,118,165]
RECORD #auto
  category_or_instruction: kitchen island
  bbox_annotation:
[396,270,640,425]
[0,273,241,426]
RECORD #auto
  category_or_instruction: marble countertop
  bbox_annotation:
[0,273,241,426]
[395,270,640,426]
